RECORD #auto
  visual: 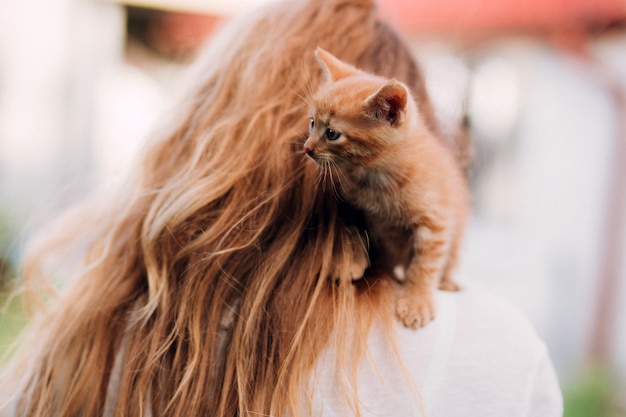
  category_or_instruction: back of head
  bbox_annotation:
[2,1,455,416]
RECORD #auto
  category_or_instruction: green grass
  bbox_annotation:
[563,366,624,417]
[0,290,30,365]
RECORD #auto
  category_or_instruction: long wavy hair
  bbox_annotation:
[2,0,469,416]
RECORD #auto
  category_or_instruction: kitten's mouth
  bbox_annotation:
[305,153,328,167]
[304,148,322,164]
[304,147,336,167]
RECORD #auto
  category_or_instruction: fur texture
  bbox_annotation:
[0,1,472,416]
[305,48,469,328]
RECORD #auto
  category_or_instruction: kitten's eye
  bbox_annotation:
[309,119,315,133]
[325,128,341,141]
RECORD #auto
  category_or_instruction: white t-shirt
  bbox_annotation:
[2,289,562,417]
[312,288,563,417]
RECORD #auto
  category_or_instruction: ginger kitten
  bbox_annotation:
[304,48,468,329]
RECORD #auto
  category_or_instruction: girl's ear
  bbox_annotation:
[315,47,360,82]
[364,80,408,126]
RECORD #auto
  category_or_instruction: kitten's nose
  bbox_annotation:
[304,147,314,157]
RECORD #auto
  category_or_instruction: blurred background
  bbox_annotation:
[0,0,625,415]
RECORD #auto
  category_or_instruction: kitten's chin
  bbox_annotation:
[306,152,341,168]
[306,153,326,166]
[305,154,320,165]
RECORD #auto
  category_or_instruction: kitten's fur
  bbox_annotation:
[304,48,469,328]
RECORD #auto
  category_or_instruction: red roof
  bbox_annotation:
[377,0,626,34]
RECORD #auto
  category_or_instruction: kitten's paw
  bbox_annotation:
[332,257,368,282]
[438,277,462,292]
[348,260,367,281]
[395,293,435,329]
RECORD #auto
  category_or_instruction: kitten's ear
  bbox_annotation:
[315,47,359,82]
[364,81,408,126]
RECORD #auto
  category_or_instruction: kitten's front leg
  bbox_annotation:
[332,248,369,282]
[332,225,370,282]
[395,221,448,329]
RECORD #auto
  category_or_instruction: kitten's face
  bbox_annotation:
[304,80,383,167]
[303,48,410,169]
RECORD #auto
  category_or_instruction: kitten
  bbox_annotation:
[304,48,468,329]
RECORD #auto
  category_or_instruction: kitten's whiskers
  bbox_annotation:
[326,159,345,202]
[323,161,333,195]
[312,158,327,193]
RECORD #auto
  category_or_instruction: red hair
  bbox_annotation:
[1,1,469,416]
